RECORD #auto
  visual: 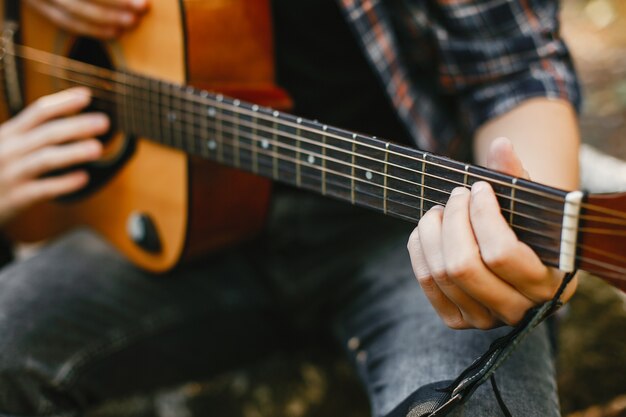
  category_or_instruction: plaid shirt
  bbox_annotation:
[337,0,581,158]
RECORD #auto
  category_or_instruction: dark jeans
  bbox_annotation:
[0,189,560,416]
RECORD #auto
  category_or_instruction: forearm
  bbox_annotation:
[473,98,580,190]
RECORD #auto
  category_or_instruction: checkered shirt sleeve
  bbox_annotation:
[339,0,582,156]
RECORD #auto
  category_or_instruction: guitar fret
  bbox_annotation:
[251,105,259,174]
[463,164,469,189]
[420,153,427,218]
[124,73,134,134]
[425,155,464,210]
[206,102,217,155]
[115,73,125,132]
[150,79,160,143]
[510,178,517,226]
[121,73,134,132]
[141,76,151,139]
[216,94,224,163]
[160,82,170,146]
[175,86,184,149]
[351,134,356,205]
[198,91,209,158]
[317,125,329,192]
[322,131,327,196]
[119,72,129,133]
[167,83,175,147]
[181,87,192,153]
[353,135,386,211]
[383,142,390,214]
[296,118,302,187]
[130,74,146,136]
[272,111,279,180]
[233,99,241,168]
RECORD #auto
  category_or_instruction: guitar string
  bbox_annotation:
[42,76,612,238]
[2,89,625,273]
[192,140,626,266]
[16,44,626,222]
[14,64,626,233]
[153,111,626,234]
[190,142,626,276]
[8,47,626,223]
[10,47,574,202]
[148,116,626,238]
[160,140,626,277]
[15,46,626,223]
[20,65,576,218]
[27,67,626,234]
[13,61,623,236]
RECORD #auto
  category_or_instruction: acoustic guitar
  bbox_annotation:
[1,0,625,292]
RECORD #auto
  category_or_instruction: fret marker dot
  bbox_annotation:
[352,133,357,139]
[365,171,373,180]
[207,140,217,150]
[322,125,328,131]
[297,117,302,124]
[273,110,280,117]
[200,91,209,98]
[252,104,259,112]
[233,99,240,106]
[208,108,216,117]
[261,139,270,149]
[307,155,316,164]
[216,94,224,102]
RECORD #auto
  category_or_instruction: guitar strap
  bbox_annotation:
[385,271,578,417]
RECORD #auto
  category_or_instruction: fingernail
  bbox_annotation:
[429,205,444,212]
[472,181,488,195]
[450,187,468,197]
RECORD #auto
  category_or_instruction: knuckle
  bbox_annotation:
[417,276,437,293]
[446,256,481,282]
[472,316,499,330]
[431,268,453,286]
[482,243,517,270]
[443,314,467,330]
[500,309,526,327]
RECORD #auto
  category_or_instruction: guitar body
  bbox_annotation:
[3,0,288,272]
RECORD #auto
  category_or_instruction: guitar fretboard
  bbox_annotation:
[112,73,569,269]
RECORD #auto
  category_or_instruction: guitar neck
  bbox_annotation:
[115,76,571,271]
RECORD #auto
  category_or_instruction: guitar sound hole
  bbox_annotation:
[68,37,117,144]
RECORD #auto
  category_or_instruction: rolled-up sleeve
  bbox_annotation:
[430,0,582,133]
